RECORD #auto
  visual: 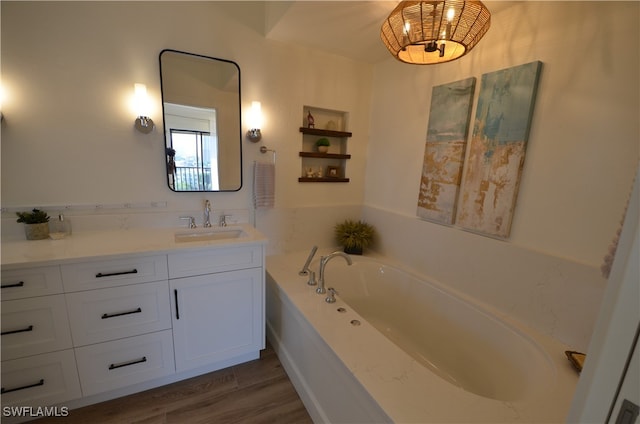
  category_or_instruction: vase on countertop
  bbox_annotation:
[24,222,50,240]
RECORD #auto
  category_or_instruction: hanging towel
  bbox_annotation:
[253,162,275,209]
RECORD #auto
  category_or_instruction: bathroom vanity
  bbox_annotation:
[0,224,266,415]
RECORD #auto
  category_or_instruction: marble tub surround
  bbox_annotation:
[266,249,579,423]
[255,204,363,255]
[1,223,265,267]
[361,206,606,353]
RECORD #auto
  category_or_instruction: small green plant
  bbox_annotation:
[16,209,50,224]
[315,138,330,147]
[334,219,375,254]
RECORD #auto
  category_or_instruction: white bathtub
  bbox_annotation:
[266,250,579,423]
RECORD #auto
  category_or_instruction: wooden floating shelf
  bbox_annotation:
[298,177,350,183]
[299,127,352,138]
[299,152,351,159]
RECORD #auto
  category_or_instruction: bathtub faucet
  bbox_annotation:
[299,245,318,276]
[316,251,352,295]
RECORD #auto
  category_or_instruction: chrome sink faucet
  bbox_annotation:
[203,200,212,227]
[316,251,352,294]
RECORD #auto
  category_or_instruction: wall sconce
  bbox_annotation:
[246,101,262,142]
[0,83,5,123]
[133,83,154,133]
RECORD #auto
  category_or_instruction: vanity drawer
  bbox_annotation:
[66,281,172,346]
[1,295,73,360]
[75,330,175,396]
[0,265,63,300]
[168,245,263,278]
[1,349,81,408]
[61,255,168,292]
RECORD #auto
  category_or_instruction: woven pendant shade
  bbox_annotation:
[381,0,491,65]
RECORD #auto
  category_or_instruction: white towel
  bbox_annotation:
[253,162,275,209]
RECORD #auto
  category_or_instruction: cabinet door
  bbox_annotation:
[74,330,175,396]
[1,295,73,360]
[66,280,172,346]
[170,268,264,372]
[1,349,81,408]
[1,265,63,301]
[61,255,168,292]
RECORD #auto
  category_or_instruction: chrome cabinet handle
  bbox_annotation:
[101,307,142,320]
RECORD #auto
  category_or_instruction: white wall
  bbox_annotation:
[365,1,639,267]
[362,1,639,349]
[0,2,372,233]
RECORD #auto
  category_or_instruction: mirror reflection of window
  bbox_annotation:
[159,49,242,192]
[164,103,219,191]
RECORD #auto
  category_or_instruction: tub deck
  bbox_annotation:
[266,250,579,423]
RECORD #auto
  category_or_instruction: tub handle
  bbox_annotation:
[299,245,318,276]
[325,287,338,303]
[307,271,317,286]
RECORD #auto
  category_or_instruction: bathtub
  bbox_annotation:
[266,250,579,423]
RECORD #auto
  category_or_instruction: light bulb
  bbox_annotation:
[250,101,262,129]
[447,7,455,22]
[134,83,151,117]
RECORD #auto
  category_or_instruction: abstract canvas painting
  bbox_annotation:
[417,77,476,224]
[457,61,542,238]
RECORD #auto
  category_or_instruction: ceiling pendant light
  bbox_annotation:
[381,0,491,65]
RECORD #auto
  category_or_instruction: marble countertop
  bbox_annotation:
[1,224,267,268]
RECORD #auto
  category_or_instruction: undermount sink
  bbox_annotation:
[174,227,246,243]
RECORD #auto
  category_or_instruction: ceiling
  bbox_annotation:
[262,1,512,64]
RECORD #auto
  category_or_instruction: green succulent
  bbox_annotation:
[16,209,50,224]
[315,138,330,147]
[334,219,375,251]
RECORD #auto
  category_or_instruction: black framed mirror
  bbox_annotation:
[160,49,242,192]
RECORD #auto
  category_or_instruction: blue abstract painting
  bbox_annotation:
[417,77,476,224]
[457,61,542,238]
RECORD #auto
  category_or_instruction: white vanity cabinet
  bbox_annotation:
[0,225,266,414]
[62,255,175,396]
[0,266,82,408]
[169,245,265,372]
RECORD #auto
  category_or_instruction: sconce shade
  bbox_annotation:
[381,0,491,65]
[246,101,262,142]
[133,83,154,133]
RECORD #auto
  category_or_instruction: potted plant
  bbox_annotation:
[334,219,375,255]
[16,208,50,240]
[315,138,330,153]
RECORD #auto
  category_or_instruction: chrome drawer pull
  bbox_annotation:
[101,307,142,320]
[108,356,147,370]
[1,281,25,289]
[1,379,44,394]
[95,269,138,278]
[1,325,34,336]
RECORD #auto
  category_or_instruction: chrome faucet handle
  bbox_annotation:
[180,216,196,229]
[299,245,318,276]
[220,214,232,227]
[307,271,317,286]
[325,287,338,303]
[204,200,212,227]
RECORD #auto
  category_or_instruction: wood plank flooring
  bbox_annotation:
[32,344,312,424]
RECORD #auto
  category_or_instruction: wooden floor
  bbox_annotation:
[33,344,312,424]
